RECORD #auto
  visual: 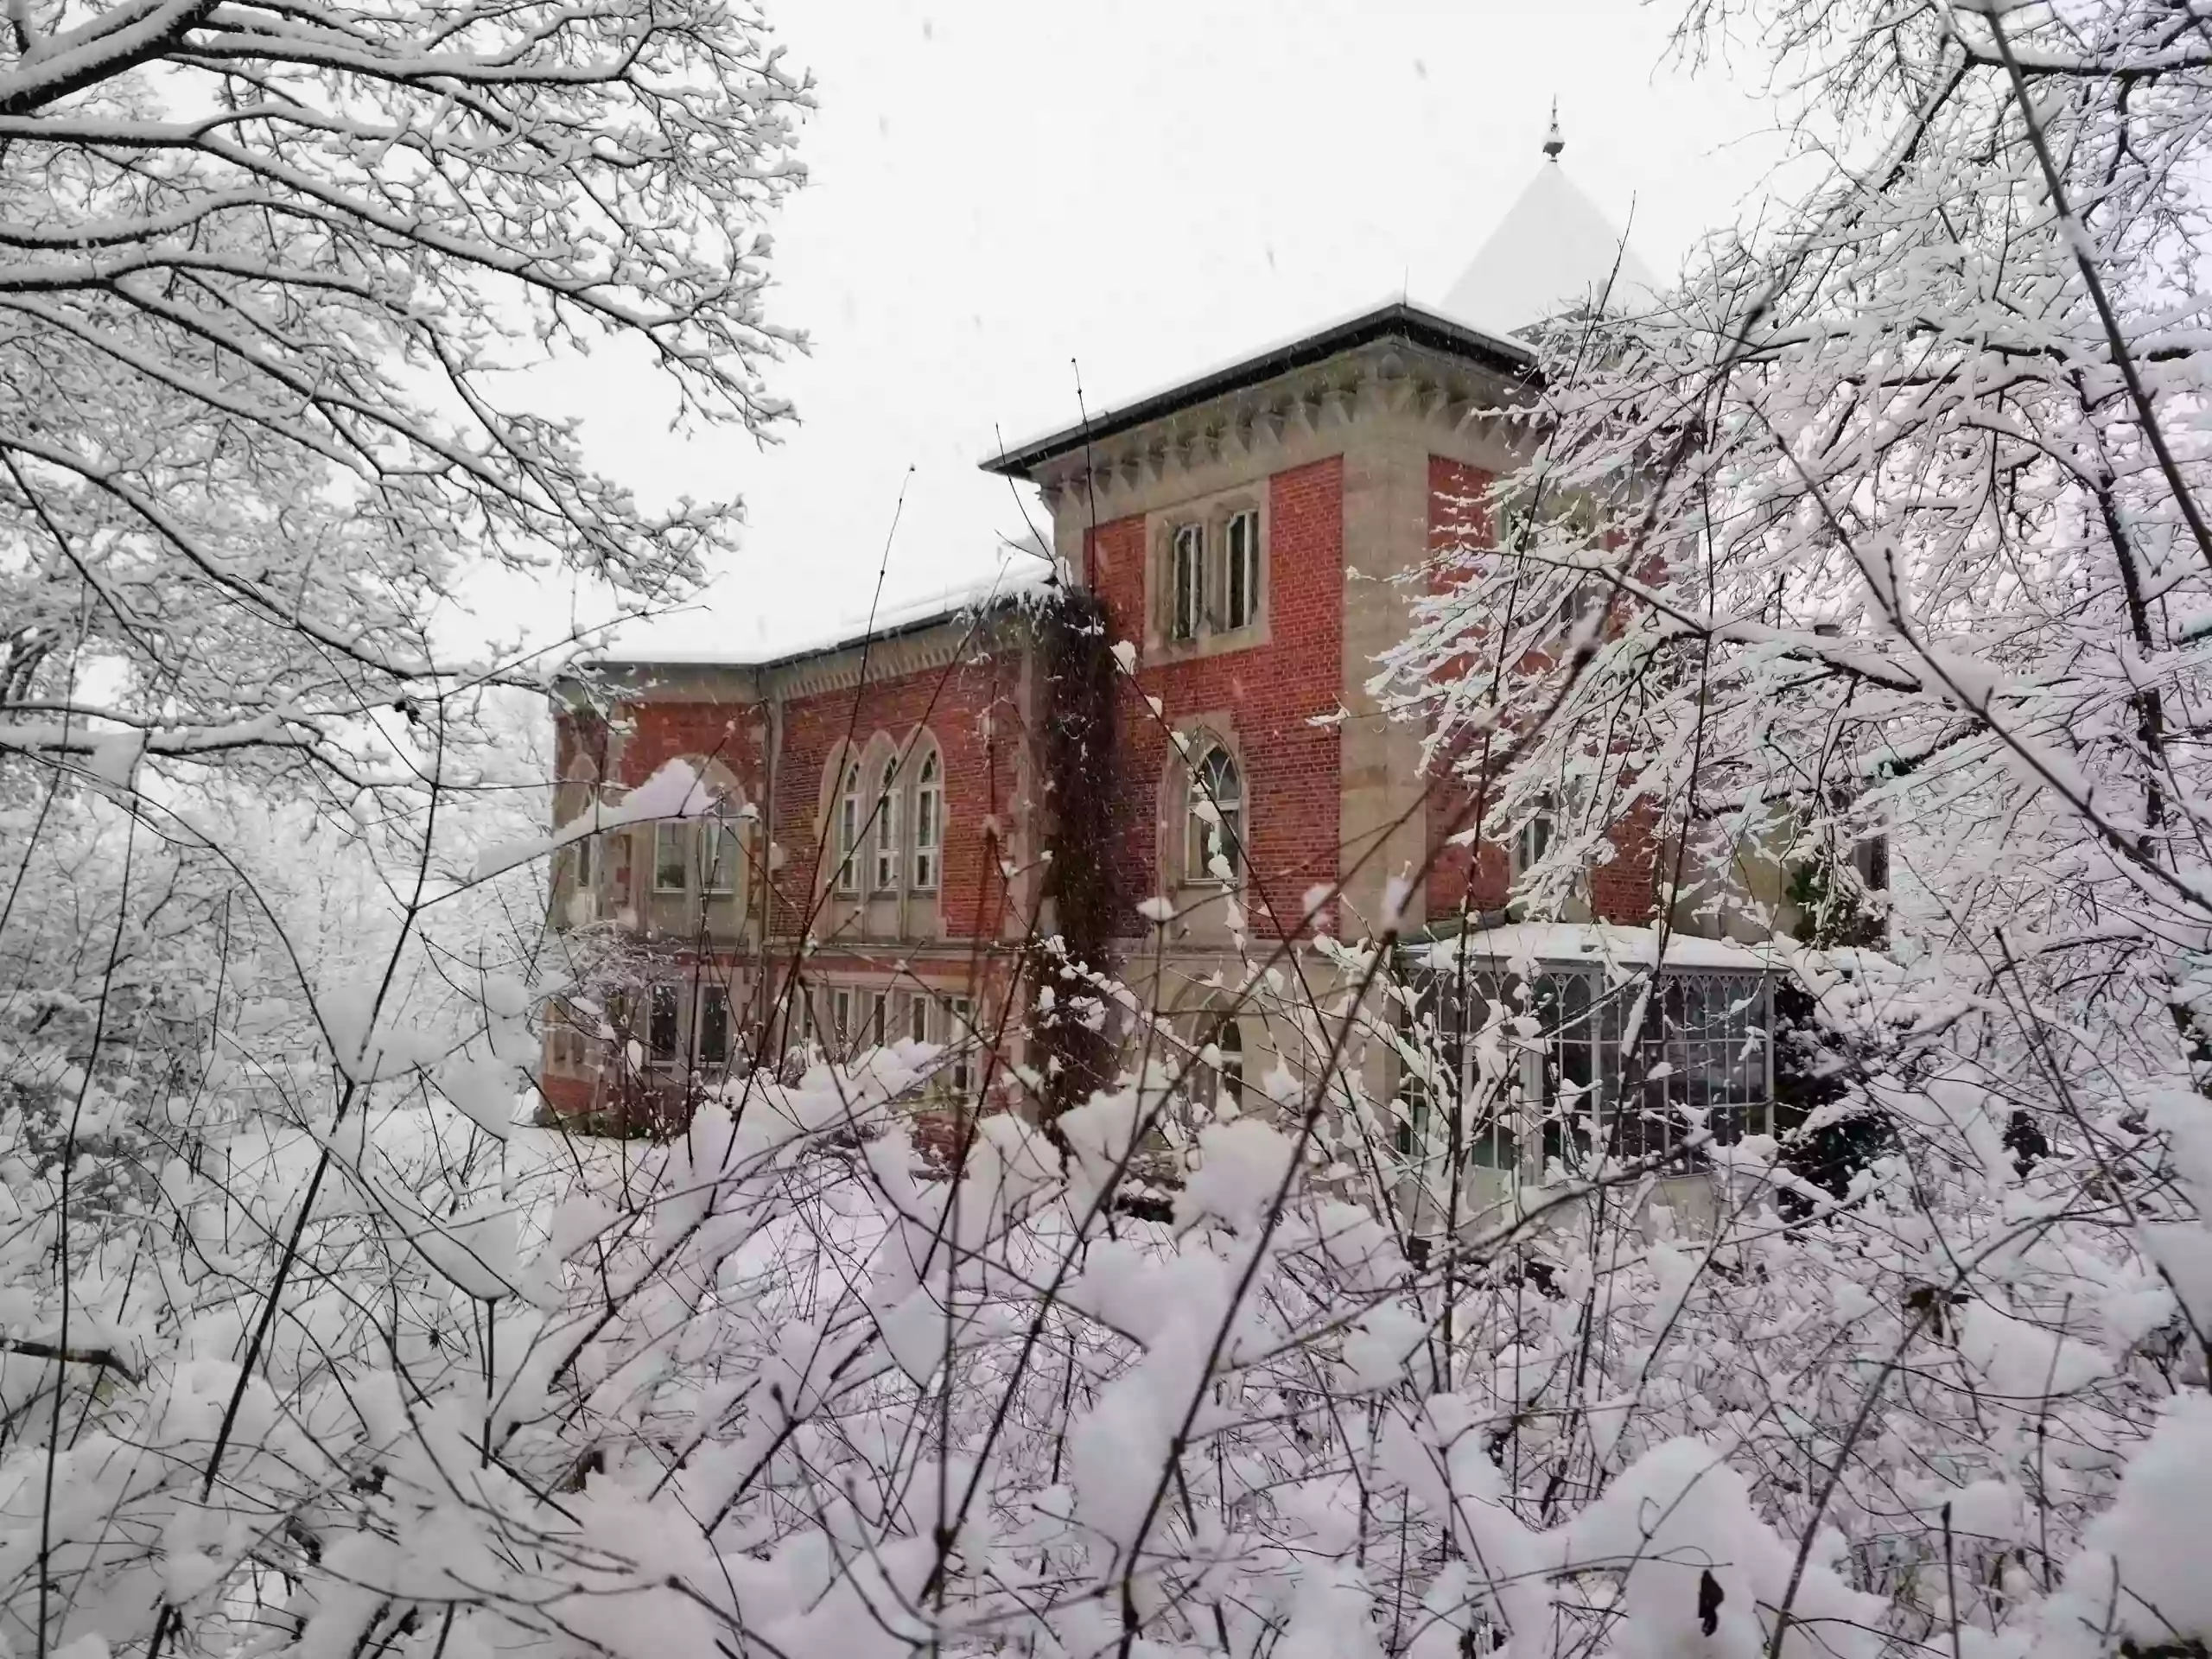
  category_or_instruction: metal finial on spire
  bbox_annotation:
[1542,99,1564,161]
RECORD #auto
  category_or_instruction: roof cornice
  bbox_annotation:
[979,300,1536,480]
[557,583,1063,700]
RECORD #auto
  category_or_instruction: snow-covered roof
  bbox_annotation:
[583,553,1062,672]
[1414,922,1773,976]
[982,299,1534,479]
[1438,160,1658,334]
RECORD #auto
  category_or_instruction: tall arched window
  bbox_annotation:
[911,749,941,891]
[873,755,901,892]
[835,760,861,893]
[1185,744,1244,881]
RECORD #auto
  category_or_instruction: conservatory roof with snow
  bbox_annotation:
[1409,922,1775,977]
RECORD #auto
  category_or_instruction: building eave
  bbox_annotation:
[561,576,1066,696]
[978,300,1537,480]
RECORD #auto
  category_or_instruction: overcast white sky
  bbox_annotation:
[524,0,1794,660]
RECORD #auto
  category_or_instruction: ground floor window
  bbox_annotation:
[944,995,975,1094]
[1394,952,1771,1170]
[648,983,680,1063]
[697,984,729,1065]
[1216,1018,1243,1109]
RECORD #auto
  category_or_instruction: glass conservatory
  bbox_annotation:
[1390,924,1776,1191]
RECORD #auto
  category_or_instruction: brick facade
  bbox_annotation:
[1421,454,1659,926]
[1084,456,1344,938]
[540,303,1718,1136]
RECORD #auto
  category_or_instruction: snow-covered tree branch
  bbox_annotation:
[0,0,807,791]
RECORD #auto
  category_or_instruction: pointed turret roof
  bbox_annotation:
[1440,115,1656,335]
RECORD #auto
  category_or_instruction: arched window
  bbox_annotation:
[1185,744,1243,881]
[835,760,861,893]
[873,754,901,893]
[911,749,941,891]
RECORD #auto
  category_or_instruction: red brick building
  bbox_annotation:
[540,148,1792,1147]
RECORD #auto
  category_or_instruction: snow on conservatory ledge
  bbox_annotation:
[1390,922,1778,1237]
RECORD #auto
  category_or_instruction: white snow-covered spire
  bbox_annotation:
[1436,119,1655,335]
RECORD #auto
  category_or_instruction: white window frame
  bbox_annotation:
[700,814,741,896]
[1185,744,1244,883]
[944,995,975,1094]
[873,756,901,893]
[1224,508,1260,631]
[1397,963,1774,1175]
[832,987,854,1057]
[835,761,861,894]
[1170,522,1205,643]
[1215,1017,1244,1108]
[911,750,942,891]
[1512,809,1556,880]
[909,994,930,1045]
[653,821,689,893]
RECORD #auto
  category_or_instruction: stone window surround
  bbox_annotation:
[1145,482,1271,664]
[819,730,948,905]
[556,760,751,923]
[791,975,971,1076]
[629,760,752,913]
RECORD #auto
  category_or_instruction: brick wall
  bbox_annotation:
[543,647,1036,1131]
[1421,454,1659,926]
[769,650,1027,944]
[561,648,1032,944]
[597,698,768,913]
[612,701,767,792]
[1424,456,1498,918]
[1085,455,1345,938]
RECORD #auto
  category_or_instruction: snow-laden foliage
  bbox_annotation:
[0,0,806,792]
[8,927,2199,1659]
[1363,2,2212,1656]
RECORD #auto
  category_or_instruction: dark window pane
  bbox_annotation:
[698,986,728,1065]
[1227,521,1246,626]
